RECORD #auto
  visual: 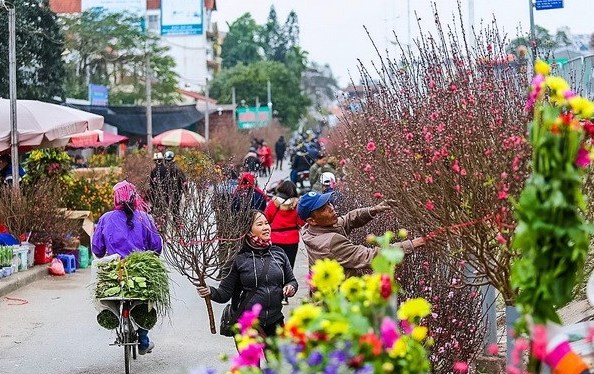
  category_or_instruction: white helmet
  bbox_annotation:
[153,152,164,161]
[164,150,175,161]
[320,172,336,186]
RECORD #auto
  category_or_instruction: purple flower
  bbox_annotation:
[328,350,348,364]
[307,350,324,366]
[279,343,301,366]
[323,364,339,374]
[355,364,374,374]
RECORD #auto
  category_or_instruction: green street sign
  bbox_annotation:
[237,107,271,129]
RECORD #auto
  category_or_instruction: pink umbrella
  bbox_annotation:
[153,129,206,148]
[0,99,104,151]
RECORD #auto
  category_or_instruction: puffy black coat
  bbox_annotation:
[209,243,298,327]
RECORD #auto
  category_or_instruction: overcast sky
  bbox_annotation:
[212,0,594,87]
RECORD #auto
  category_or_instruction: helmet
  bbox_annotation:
[320,172,336,186]
[164,151,175,161]
[153,152,164,161]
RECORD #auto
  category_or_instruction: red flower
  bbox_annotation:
[380,274,392,299]
[498,190,508,200]
[359,332,383,356]
[425,200,435,211]
[348,354,365,368]
[583,120,594,137]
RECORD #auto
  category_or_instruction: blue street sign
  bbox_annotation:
[534,0,563,10]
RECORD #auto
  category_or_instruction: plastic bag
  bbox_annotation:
[48,258,65,276]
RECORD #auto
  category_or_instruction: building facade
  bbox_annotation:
[49,0,221,94]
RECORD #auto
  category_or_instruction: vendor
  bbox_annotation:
[92,180,163,355]
[0,154,26,186]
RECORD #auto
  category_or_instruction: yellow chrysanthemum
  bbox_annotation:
[411,326,428,341]
[340,276,365,301]
[310,259,345,294]
[397,298,431,321]
[320,318,349,337]
[382,362,395,372]
[534,59,551,76]
[545,76,570,94]
[235,330,258,350]
[388,337,408,358]
[362,273,382,304]
[568,96,594,118]
[287,304,322,328]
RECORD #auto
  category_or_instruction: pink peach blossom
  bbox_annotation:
[366,141,377,152]
[453,361,468,373]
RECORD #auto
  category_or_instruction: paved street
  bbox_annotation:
[0,167,309,374]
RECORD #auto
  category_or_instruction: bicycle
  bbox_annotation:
[100,297,142,374]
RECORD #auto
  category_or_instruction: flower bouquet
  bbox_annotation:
[226,232,433,373]
[510,60,594,371]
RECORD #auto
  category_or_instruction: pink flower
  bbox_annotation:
[339,158,347,167]
[451,161,461,174]
[454,184,462,193]
[460,168,467,176]
[405,132,414,141]
[237,303,262,334]
[400,319,413,334]
[363,164,373,173]
[373,192,384,199]
[430,112,439,121]
[366,141,377,152]
[380,317,400,349]
[436,122,446,132]
[380,274,392,299]
[495,234,507,245]
[498,190,508,200]
[487,343,499,355]
[232,342,265,369]
[576,147,591,168]
[586,326,594,343]
[453,361,468,373]
[531,324,547,360]
[425,200,435,211]
[425,175,433,184]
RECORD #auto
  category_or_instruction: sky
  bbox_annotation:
[212,0,594,87]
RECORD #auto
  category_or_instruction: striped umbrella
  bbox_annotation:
[153,129,206,148]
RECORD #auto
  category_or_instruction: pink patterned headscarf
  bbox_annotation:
[113,180,139,210]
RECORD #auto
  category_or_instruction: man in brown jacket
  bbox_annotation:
[297,191,425,277]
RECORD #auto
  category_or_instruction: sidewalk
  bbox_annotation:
[0,264,48,298]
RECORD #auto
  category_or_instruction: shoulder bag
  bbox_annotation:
[219,254,271,337]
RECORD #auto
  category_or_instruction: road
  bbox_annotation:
[0,167,309,374]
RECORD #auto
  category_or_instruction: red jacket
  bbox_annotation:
[264,197,304,245]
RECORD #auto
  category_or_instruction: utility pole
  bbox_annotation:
[145,53,153,154]
[231,86,237,128]
[529,0,537,63]
[267,80,272,126]
[468,0,475,48]
[8,4,19,190]
[407,0,411,48]
[204,78,209,141]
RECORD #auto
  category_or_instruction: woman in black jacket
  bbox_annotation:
[196,210,298,337]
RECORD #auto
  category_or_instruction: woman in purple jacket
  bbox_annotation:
[92,180,163,355]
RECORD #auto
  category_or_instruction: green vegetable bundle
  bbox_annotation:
[95,252,171,317]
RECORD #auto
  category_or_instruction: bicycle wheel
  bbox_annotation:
[123,318,132,374]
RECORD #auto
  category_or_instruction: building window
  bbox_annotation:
[148,14,160,32]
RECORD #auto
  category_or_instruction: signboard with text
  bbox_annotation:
[237,107,271,129]
[88,84,108,106]
[160,0,203,36]
[535,0,563,10]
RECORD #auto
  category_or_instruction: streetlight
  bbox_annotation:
[204,78,209,141]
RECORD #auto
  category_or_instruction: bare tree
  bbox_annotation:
[152,158,255,333]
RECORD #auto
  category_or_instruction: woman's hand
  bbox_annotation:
[283,284,296,298]
[196,286,211,298]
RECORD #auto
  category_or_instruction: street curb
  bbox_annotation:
[0,265,48,298]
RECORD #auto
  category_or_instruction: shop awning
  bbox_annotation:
[67,104,204,136]
[68,130,128,149]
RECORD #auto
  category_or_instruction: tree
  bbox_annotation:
[302,61,340,108]
[60,8,179,105]
[221,13,263,69]
[508,25,557,55]
[209,61,310,129]
[0,0,66,100]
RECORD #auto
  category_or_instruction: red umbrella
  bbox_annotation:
[153,129,206,148]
